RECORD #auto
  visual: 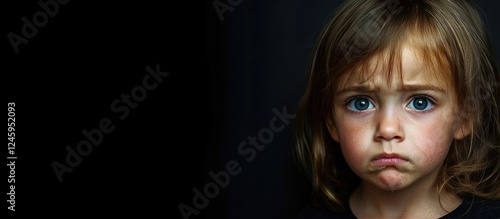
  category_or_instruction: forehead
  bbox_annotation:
[336,45,452,90]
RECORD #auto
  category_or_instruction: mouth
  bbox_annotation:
[368,153,411,172]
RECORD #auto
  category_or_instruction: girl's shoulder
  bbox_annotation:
[295,198,500,219]
[441,197,500,219]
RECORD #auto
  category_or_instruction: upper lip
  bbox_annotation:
[372,153,408,161]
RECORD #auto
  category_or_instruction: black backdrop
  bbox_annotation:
[4,0,499,218]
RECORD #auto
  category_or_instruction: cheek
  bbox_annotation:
[410,116,454,166]
[336,121,372,170]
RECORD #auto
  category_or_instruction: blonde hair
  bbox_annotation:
[293,0,500,212]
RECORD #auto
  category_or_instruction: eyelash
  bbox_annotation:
[344,94,436,114]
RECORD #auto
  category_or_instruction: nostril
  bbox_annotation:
[375,117,404,141]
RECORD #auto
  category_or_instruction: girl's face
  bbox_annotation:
[327,46,469,191]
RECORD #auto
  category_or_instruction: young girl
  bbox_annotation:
[293,0,500,218]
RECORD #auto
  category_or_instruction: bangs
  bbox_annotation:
[335,28,452,92]
[330,8,452,93]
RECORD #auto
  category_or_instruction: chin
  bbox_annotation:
[372,169,407,191]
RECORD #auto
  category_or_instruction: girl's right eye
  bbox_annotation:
[347,97,374,112]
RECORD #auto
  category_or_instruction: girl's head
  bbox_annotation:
[294,0,500,212]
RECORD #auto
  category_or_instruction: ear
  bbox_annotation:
[326,118,340,142]
[453,118,472,140]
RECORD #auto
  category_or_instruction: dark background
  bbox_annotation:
[3,0,499,218]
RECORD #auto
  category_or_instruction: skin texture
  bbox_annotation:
[327,46,468,218]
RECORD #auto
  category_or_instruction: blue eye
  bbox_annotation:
[407,96,433,111]
[347,97,374,111]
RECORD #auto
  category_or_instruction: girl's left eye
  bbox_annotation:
[347,97,375,112]
[407,96,434,111]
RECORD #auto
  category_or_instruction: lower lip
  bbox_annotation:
[370,158,408,166]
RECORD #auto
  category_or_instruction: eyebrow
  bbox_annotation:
[337,84,446,95]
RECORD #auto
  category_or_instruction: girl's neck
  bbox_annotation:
[349,176,462,219]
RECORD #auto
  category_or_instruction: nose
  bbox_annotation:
[374,107,404,142]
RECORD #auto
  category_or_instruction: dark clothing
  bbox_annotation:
[296,198,500,219]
